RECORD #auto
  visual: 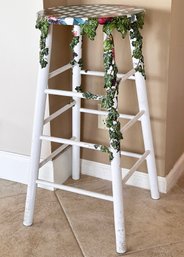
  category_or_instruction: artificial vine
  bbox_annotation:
[36,13,146,160]
[36,17,50,68]
[102,14,145,78]
[130,13,146,78]
[69,34,83,67]
[81,92,102,100]
[69,14,146,160]
[36,13,145,75]
[102,33,123,155]
[80,18,99,40]
[94,144,113,161]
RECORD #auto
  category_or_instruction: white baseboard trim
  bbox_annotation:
[0,150,184,194]
[0,151,55,190]
[0,149,72,190]
[81,159,167,193]
[166,152,184,192]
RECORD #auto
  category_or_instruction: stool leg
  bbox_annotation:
[129,34,160,200]
[134,72,160,199]
[103,31,126,254]
[111,150,126,254]
[72,25,82,180]
[23,25,53,226]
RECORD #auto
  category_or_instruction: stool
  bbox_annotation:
[23,4,160,254]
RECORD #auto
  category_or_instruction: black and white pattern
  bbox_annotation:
[38,4,144,25]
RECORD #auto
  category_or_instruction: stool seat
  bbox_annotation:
[38,4,144,25]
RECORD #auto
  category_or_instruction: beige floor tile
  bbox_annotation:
[55,175,184,257]
[177,172,184,191]
[124,242,184,257]
[0,186,83,257]
[123,185,184,252]
[0,179,26,199]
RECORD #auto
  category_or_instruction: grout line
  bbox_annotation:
[123,239,184,256]
[54,190,86,257]
[54,188,184,256]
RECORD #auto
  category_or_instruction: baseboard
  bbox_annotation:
[166,152,184,192]
[0,149,72,190]
[0,150,183,194]
[81,159,167,193]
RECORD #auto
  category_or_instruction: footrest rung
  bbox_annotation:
[49,63,72,79]
[39,138,74,168]
[45,89,84,98]
[121,110,145,133]
[36,179,113,201]
[41,135,144,159]
[81,68,135,81]
[80,107,135,120]
[44,101,75,125]
[121,151,142,159]
[41,135,98,151]
[123,150,150,184]
[45,89,102,100]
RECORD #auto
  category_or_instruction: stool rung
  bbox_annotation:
[44,101,75,125]
[81,68,135,81]
[49,63,72,79]
[41,135,143,159]
[36,179,113,201]
[41,135,100,151]
[121,110,145,133]
[80,107,135,120]
[39,138,74,168]
[123,150,150,184]
[121,151,142,159]
[45,89,102,100]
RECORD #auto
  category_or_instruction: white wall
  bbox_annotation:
[0,0,43,155]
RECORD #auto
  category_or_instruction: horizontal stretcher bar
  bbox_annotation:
[41,135,101,151]
[49,63,72,79]
[44,101,75,125]
[121,110,145,133]
[45,89,102,100]
[41,135,143,159]
[36,179,113,201]
[122,150,150,184]
[80,107,135,120]
[39,138,75,168]
[80,68,136,81]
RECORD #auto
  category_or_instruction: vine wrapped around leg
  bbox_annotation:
[102,32,123,158]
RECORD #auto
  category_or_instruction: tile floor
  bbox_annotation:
[0,174,184,257]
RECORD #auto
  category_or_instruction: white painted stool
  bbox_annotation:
[23,4,160,254]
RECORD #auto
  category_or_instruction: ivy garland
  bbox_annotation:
[36,17,50,68]
[36,13,146,160]
[80,18,99,40]
[69,13,145,160]
[130,14,146,78]
[102,33,123,156]
[69,34,83,67]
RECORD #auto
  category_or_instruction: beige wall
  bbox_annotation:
[44,0,172,176]
[0,0,43,155]
[165,0,184,174]
[2,0,183,178]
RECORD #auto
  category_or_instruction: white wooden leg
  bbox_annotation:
[102,31,126,254]
[23,25,53,226]
[129,33,160,200]
[72,25,82,180]
[134,72,160,199]
[111,150,126,254]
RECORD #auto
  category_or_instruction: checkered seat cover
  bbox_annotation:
[37,4,144,25]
